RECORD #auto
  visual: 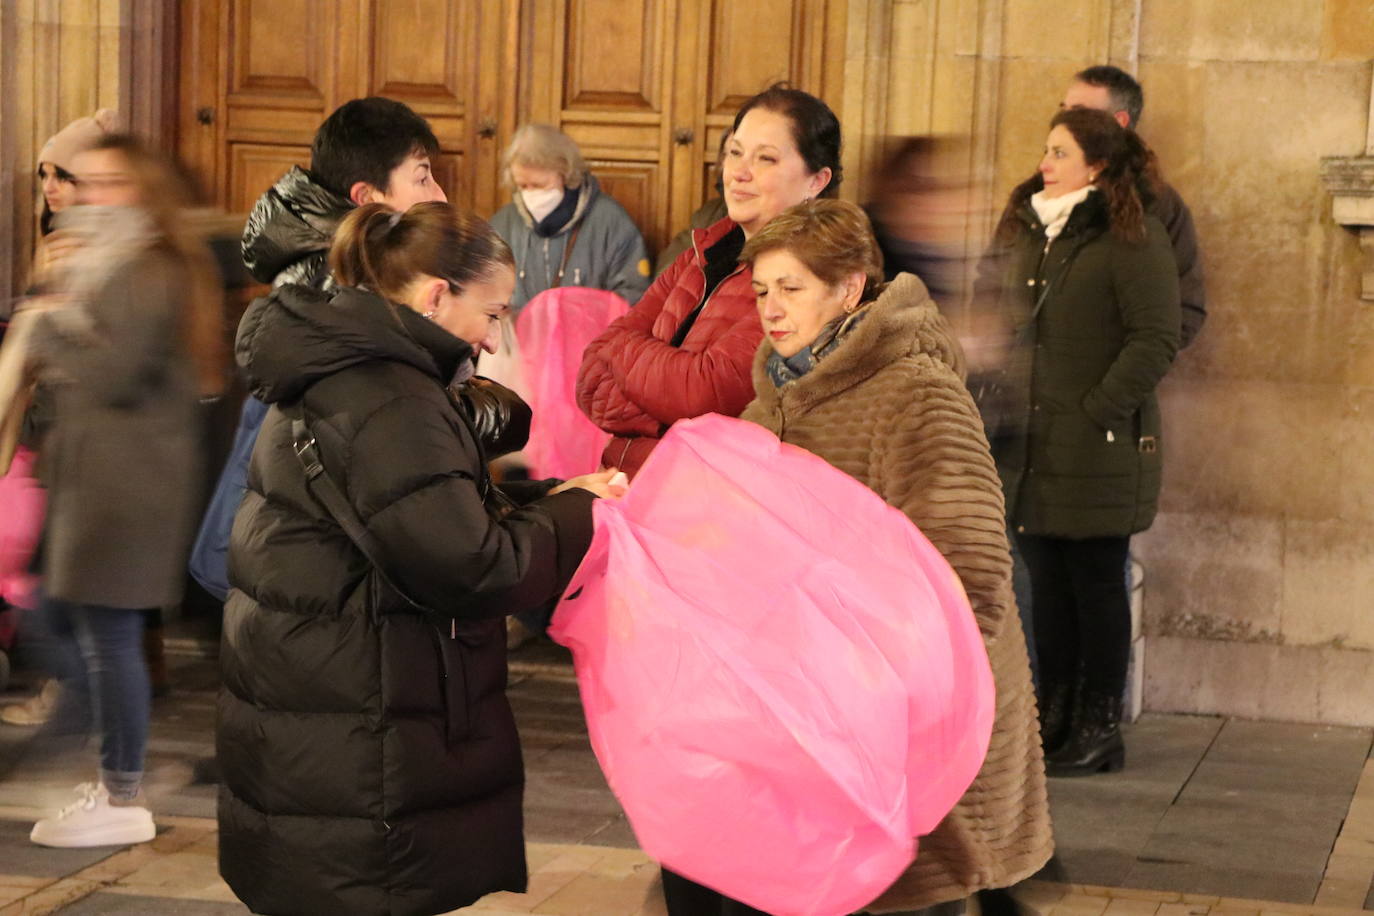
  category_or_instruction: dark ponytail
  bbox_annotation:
[330,201,515,302]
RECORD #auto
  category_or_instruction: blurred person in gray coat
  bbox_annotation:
[19,135,224,849]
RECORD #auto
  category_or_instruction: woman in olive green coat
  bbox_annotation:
[990,107,1179,777]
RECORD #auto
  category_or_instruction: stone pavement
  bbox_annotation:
[0,639,1370,914]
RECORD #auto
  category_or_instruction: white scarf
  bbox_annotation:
[40,205,161,347]
[53,205,161,306]
[1029,185,1095,240]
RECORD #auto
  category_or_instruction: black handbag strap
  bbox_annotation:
[1012,239,1077,346]
[552,225,582,288]
[292,415,444,620]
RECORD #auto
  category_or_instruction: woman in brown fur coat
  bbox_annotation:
[734,200,1052,914]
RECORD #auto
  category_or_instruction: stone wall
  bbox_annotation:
[1130,0,1374,725]
[0,1,170,303]
[843,0,1374,724]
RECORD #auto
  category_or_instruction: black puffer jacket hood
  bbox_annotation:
[236,284,472,405]
[240,166,353,287]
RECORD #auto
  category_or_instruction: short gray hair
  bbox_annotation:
[501,124,587,189]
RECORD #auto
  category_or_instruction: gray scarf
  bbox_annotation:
[766,305,870,388]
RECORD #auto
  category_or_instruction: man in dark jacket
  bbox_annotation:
[241,97,448,289]
[189,98,446,600]
[1062,65,1206,348]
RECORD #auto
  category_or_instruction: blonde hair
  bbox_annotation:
[86,135,226,396]
[331,202,514,303]
[500,124,587,190]
[740,199,885,300]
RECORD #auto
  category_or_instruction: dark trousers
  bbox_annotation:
[661,867,968,916]
[1015,533,1131,698]
[661,869,771,916]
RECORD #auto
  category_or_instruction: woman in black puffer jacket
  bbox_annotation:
[217,202,619,916]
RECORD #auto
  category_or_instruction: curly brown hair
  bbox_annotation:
[996,107,1160,244]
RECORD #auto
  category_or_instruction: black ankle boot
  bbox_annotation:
[1037,679,1074,756]
[1046,690,1124,777]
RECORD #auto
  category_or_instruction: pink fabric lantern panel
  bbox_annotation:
[0,447,45,609]
[515,287,629,480]
[548,414,994,916]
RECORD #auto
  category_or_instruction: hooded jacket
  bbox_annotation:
[217,283,594,916]
[488,173,651,312]
[576,217,762,476]
[740,274,1053,909]
[240,166,353,289]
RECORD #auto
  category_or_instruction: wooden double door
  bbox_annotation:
[177,0,844,254]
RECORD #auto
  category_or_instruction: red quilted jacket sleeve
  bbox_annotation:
[577,251,762,431]
[576,250,686,436]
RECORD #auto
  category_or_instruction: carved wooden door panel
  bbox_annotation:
[178,0,338,212]
[694,0,845,202]
[177,0,516,216]
[521,0,844,256]
[342,0,517,215]
[522,0,679,254]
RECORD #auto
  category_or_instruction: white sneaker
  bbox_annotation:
[0,679,60,726]
[30,782,155,848]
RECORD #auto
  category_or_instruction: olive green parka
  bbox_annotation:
[991,189,1180,539]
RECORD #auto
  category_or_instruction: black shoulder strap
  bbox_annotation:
[1016,238,1085,341]
[291,415,442,620]
[552,225,582,289]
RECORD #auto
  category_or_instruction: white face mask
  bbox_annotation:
[521,187,564,223]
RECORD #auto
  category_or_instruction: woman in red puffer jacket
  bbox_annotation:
[577,85,843,479]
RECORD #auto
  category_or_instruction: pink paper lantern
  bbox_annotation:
[515,287,629,480]
[549,414,995,916]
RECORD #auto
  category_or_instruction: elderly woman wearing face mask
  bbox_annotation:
[488,124,651,313]
[730,199,1052,916]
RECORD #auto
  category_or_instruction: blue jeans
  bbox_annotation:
[42,597,151,801]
